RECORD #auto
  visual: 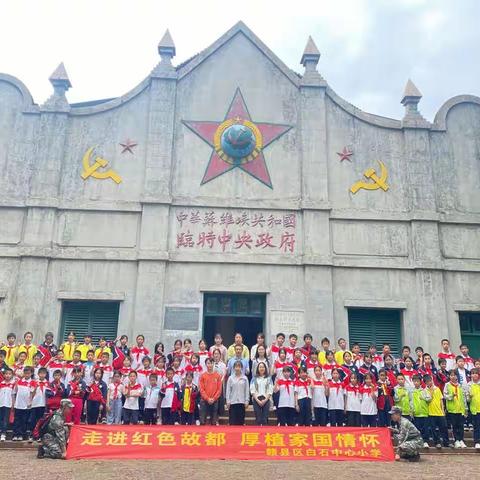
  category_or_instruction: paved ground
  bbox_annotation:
[0,451,479,480]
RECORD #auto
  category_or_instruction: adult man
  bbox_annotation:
[227,345,250,376]
[389,406,424,461]
[38,398,73,459]
[199,358,222,425]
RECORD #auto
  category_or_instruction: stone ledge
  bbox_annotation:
[57,291,126,301]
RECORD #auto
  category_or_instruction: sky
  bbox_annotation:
[0,0,478,121]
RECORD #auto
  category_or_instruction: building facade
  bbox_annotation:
[0,22,479,355]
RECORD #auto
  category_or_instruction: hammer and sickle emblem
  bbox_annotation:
[81,147,122,184]
[350,161,389,194]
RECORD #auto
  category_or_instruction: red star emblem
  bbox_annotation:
[337,146,353,162]
[120,139,138,154]
[182,88,291,188]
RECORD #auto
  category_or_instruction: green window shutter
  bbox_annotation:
[348,309,402,356]
[61,301,119,344]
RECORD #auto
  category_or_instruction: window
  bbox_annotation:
[60,301,120,343]
[348,308,402,355]
[459,311,480,358]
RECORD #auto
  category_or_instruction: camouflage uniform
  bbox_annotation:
[392,416,423,460]
[41,410,69,459]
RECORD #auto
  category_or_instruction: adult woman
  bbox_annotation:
[38,399,73,459]
[250,362,273,426]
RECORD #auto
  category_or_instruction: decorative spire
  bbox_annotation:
[42,62,71,112]
[300,36,326,86]
[400,79,429,127]
[158,29,176,63]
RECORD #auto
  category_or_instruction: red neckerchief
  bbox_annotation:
[131,346,148,363]
[328,380,342,390]
[164,382,175,389]
[438,352,455,360]
[270,344,282,353]
[451,382,459,398]
[37,380,49,392]
[112,381,121,399]
[0,380,15,389]
[313,379,325,386]
[197,351,209,356]
[277,379,293,394]
[345,383,360,395]
[295,378,310,395]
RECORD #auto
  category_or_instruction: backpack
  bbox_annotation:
[32,411,54,440]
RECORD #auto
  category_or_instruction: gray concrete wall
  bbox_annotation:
[0,24,478,351]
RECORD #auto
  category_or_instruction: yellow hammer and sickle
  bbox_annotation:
[81,147,122,184]
[350,161,389,194]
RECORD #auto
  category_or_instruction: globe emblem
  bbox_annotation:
[220,123,256,162]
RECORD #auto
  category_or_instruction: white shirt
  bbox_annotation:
[107,382,125,401]
[360,386,378,415]
[64,362,84,385]
[312,380,328,409]
[295,379,312,400]
[328,381,344,410]
[0,379,15,408]
[144,385,161,409]
[277,380,295,408]
[161,381,176,408]
[123,383,142,410]
[345,385,362,412]
[31,379,49,408]
[15,378,35,409]
[136,368,153,389]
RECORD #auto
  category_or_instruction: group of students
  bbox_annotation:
[0,330,479,450]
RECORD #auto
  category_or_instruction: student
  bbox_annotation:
[341,352,360,379]
[359,354,379,382]
[322,350,341,380]
[59,331,76,363]
[32,352,43,379]
[328,368,344,426]
[143,374,161,425]
[227,345,250,376]
[77,334,95,362]
[185,353,203,386]
[454,355,470,385]
[252,345,270,377]
[383,354,399,385]
[415,347,424,369]
[274,366,296,426]
[317,337,331,366]
[110,335,130,370]
[47,351,65,383]
[360,373,378,427]
[436,358,449,392]
[250,362,273,426]
[306,351,320,378]
[377,368,394,427]
[294,366,312,426]
[119,357,133,385]
[86,368,107,424]
[0,368,15,441]
[300,333,317,358]
[180,371,199,425]
[83,350,96,386]
[199,358,222,425]
[106,371,124,425]
[212,348,227,418]
[437,339,456,371]
[399,357,418,390]
[123,371,142,425]
[182,338,194,365]
[137,356,154,390]
[269,333,286,364]
[160,367,181,425]
[0,351,6,380]
[153,356,166,383]
[418,353,437,381]
[226,333,250,361]
[334,338,351,366]
[130,335,150,371]
[271,347,290,379]
[394,373,412,419]
[171,356,185,384]
[65,367,87,425]
[459,344,475,371]
[398,346,413,370]
[196,339,210,370]
[291,348,306,379]
[64,350,84,384]
[467,368,480,449]
[209,333,227,363]
[153,342,165,366]
[167,340,184,368]
[13,366,34,441]
[411,374,431,447]
[29,367,50,441]
[13,351,28,379]
[226,361,250,426]
[351,343,364,368]
[98,352,114,385]
[311,366,329,426]
[18,332,38,367]
[424,374,450,449]
[345,372,362,427]
[286,334,298,362]
[444,370,467,448]
[250,332,266,361]
[94,337,112,361]
[1,333,18,367]
[46,369,65,412]
[368,344,384,371]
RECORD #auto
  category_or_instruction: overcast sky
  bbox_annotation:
[1,0,478,120]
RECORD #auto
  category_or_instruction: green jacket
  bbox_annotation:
[412,387,431,417]
[443,382,466,415]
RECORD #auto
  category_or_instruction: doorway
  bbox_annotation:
[203,293,265,349]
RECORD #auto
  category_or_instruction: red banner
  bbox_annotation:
[66,425,394,462]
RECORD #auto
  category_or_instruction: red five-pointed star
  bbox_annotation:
[120,139,138,154]
[182,88,292,188]
[337,146,353,162]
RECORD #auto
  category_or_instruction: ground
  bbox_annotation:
[0,451,479,480]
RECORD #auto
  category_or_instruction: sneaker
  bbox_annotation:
[0,434,5,442]
[460,441,467,449]
[423,442,429,448]
[475,443,480,449]
[37,446,45,459]
[454,440,461,449]
[195,420,200,426]
[435,443,442,449]
[28,437,33,443]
